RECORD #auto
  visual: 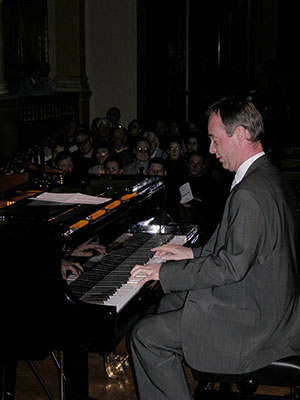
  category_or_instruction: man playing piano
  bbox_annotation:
[130,95,300,400]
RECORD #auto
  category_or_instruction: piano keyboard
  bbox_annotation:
[68,233,187,312]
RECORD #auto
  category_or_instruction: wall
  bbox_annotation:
[85,0,137,129]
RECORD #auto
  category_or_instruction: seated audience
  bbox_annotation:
[122,137,151,176]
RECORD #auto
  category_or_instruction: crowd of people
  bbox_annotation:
[40,105,229,243]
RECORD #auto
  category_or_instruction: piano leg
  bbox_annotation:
[63,347,89,400]
[0,361,17,399]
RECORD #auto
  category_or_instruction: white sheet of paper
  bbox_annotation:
[29,192,111,205]
[179,182,194,204]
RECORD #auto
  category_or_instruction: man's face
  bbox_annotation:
[105,161,120,174]
[76,133,93,155]
[208,112,239,172]
[188,155,203,177]
[148,163,165,176]
[113,130,126,149]
[58,157,74,173]
[187,137,199,153]
[135,140,151,162]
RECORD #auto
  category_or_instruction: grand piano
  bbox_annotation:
[0,175,198,399]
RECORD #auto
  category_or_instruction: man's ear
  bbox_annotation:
[234,125,248,142]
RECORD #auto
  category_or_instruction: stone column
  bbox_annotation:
[0,0,8,95]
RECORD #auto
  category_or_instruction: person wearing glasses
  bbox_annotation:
[165,137,189,178]
[104,155,123,175]
[72,128,98,181]
[122,137,152,175]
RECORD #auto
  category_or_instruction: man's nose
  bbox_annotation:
[209,141,215,154]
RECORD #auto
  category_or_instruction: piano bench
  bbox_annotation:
[191,355,300,400]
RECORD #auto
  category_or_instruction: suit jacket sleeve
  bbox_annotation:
[160,188,265,293]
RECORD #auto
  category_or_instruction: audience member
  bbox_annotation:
[186,121,199,135]
[182,132,201,162]
[154,118,169,149]
[54,151,79,185]
[167,119,184,145]
[46,142,66,168]
[92,117,113,144]
[127,119,145,147]
[111,126,134,167]
[164,138,188,179]
[163,138,189,221]
[122,137,151,176]
[143,131,168,159]
[178,151,226,242]
[106,106,121,129]
[91,117,101,136]
[88,141,111,175]
[72,129,98,181]
[62,120,78,153]
[148,157,167,176]
[104,155,123,174]
[55,151,74,174]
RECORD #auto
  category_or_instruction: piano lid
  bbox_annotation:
[0,176,166,251]
[0,176,163,222]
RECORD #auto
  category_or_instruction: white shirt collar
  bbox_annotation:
[231,151,265,191]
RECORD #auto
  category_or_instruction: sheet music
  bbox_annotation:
[179,182,194,204]
[29,192,111,205]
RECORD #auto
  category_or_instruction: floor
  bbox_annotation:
[14,337,291,400]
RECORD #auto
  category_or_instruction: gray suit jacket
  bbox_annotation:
[159,155,300,374]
